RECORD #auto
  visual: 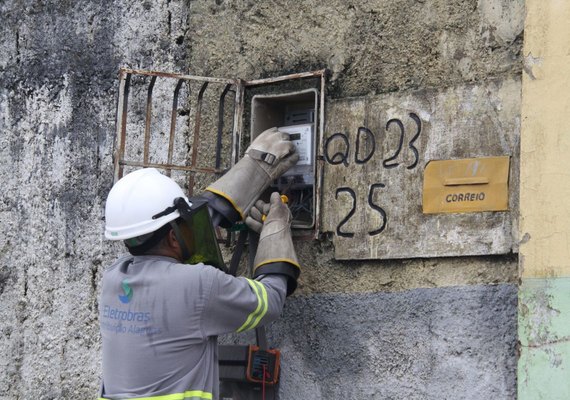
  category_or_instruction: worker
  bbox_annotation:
[98,128,300,400]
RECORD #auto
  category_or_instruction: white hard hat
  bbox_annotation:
[104,168,190,240]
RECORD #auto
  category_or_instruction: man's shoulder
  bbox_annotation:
[165,261,224,276]
[103,254,225,279]
[104,253,134,272]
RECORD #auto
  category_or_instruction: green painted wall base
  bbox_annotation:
[519,277,570,400]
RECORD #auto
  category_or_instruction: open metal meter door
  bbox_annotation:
[113,68,327,236]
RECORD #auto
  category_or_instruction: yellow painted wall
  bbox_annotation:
[520,1,570,279]
[519,2,570,398]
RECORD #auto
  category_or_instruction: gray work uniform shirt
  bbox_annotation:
[99,254,287,400]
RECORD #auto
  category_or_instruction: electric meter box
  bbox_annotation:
[276,124,313,185]
[251,89,318,229]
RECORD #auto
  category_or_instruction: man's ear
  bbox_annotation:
[166,228,179,249]
[166,228,185,262]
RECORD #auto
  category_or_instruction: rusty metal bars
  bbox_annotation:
[143,76,157,164]
[113,68,240,186]
[113,67,327,235]
[231,80,245,168]
[186,82,209,195]
[216,84,234,170]
[113,71,130,182]
[243,69,327,87]
[165,79,184,177]
[119,67,240,86]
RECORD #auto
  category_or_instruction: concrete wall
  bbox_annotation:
[0,0,523,399]
[0,1,189,398]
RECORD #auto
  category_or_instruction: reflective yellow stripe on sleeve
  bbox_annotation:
[236,279,268,333]
[98,390,212,400]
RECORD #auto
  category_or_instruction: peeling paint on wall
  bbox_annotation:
[518,278,570,399]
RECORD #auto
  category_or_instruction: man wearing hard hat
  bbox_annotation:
[99,128,300,400]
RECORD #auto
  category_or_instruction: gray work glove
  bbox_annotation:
[250,192,300,272]
[245,199,271,234]
[206,127,299,221]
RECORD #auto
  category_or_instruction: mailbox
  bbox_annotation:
[423,156,510,214]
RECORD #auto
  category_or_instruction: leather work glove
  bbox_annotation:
[245,199,271,234]
[206,128,299,221]
[248,192,300,296]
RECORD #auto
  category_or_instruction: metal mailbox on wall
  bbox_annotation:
[320,78,520,260]
[423,156,510,214]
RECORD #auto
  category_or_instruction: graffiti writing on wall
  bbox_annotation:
[324,112,422,238]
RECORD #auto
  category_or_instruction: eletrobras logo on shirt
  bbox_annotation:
[100,279,162,337]
[119,279,133,304]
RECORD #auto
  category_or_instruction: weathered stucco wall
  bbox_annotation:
[0,1,189,398]
[0,0,523,399]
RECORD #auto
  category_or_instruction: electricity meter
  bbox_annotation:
[278,123,313,187]
[251,89,318,229]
